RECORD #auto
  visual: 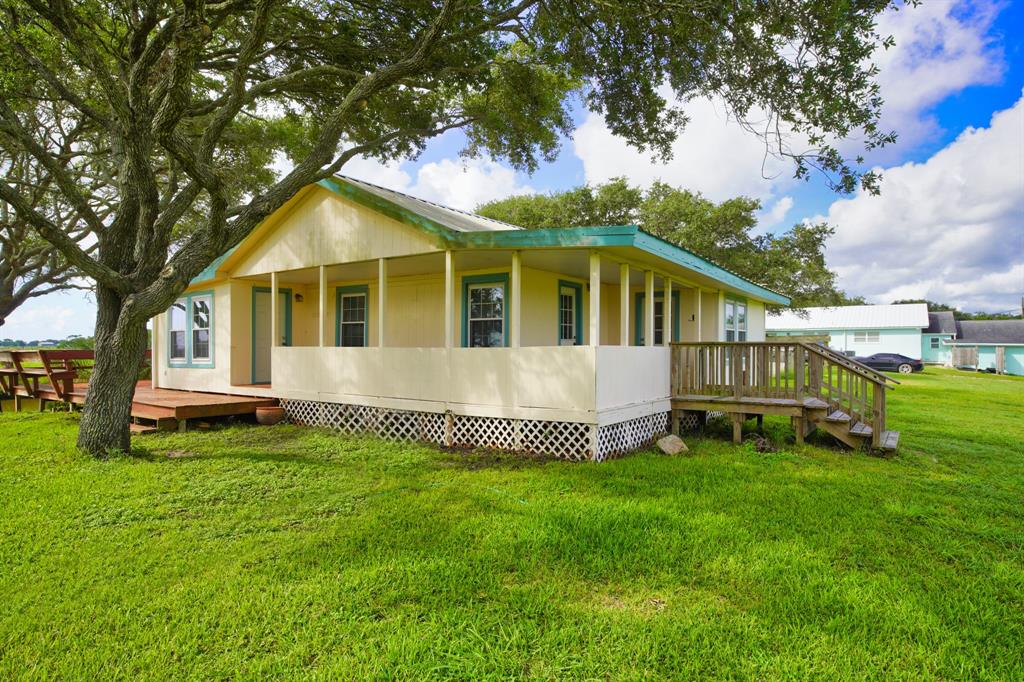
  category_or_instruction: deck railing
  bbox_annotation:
[670,341,894,446]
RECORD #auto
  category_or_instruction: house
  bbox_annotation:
[151,176,789,460]
[922,311,957,364]
[944,319,1024,376]
[765,304,930,359]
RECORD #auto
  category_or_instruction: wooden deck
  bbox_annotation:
[127,381,278,432]
[670,341,900,451]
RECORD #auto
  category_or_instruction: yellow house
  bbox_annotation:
[152,176,790,460]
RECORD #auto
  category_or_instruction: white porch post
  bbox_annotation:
[151,315,159,389]
[510,251,522,348]
[378,257,387,347]
[318,265,326,347]
[644,270,655,347]
[718,290,726,340]
[663,278,673,346]
[589,251,601,347]
[445,250,454,349]
[696,288,703,341]
[619,262,630,346]
[270,271,278,347]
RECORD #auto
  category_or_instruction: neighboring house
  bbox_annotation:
[151,176,789,460]
[945,320,1024,376]
[765,304,930,359]
[922,311,957,364]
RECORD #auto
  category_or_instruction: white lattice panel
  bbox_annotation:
[280,399,447,445]
[596,412,669,461]
[676,411,701,432]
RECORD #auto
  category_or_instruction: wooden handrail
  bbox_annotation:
[798,342,897,388]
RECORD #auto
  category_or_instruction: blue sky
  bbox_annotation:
[5,0,1023,341]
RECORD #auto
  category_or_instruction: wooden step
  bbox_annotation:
[131,403,176,422]
[825,410,851,423]
[129,423,159,435]
[849,421,873,438]
[879,430,900,451]
[802,397,829,410]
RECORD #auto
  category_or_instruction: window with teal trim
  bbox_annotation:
[339,293,367,347]
[467,283,505,347]
[725,298,747,342]
[167,292,214,366]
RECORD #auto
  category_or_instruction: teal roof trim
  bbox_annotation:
[633,232,790,305]
[317,177,458,245]
[190,245,237,285]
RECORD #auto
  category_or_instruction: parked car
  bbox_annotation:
[854,353,923,374]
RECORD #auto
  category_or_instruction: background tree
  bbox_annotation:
[478,178,864,308]
[0,0,897,455]
[891,299,1023,320]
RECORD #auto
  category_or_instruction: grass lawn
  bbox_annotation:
[1,368,1022,679]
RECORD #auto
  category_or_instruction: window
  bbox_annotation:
[930,337,940,349]
[339,293,367,347]
[169,300,186,361]
[634,292,680,345]
[167,292,213,366]
[467,283,505,347]
[725,299,747,341]
[558,281,582,345]
[191,295,212,361]
[854,330,880,343]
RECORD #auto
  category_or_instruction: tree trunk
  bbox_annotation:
[76,285,148,456]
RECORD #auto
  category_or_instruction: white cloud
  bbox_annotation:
[821,93,1024,313]
[759,196,794,230]
[572,1,1005,199]
[3,291,96,341]
[867,0,1004,156]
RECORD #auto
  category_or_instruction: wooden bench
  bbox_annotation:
[5,350,79,403]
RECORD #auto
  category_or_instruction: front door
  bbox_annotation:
[252,288,290,384]
[558,285,579,345]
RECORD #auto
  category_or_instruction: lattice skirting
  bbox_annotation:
[595,411,669,461]
[278,399,670,462]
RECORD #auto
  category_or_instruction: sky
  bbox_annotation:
[5,0,1023,341]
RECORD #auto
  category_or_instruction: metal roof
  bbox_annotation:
[925,311,958,334]
[953,320,1024,344]
[766,303,930,331]
[336,175,521,233]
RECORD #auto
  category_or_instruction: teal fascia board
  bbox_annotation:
[190,245,238,286]
[633,232,789,305]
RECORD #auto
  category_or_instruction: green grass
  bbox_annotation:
[1,368,1022,679]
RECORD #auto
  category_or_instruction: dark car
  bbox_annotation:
[853,353,924,374]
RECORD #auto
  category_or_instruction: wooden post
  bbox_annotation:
[794,344,804,400]
[696,289,703,341]
[619,262,630,346]
[378,258,387,347]
[731,413,743,444]
[444,250,454,349]
[663,279,673,345]
[318,265,326,347]
[510,251,521,348]
[270,271,278,347]
[589,252,601,347]
[644,270,654,347]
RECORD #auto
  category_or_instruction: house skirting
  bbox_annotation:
[278,398,668,461]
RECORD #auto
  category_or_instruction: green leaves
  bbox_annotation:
[478,178,863,307]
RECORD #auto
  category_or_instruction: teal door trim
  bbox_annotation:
[461,272,510,347]
[335,284,370,346]
[557,280,584,345]
[251,286,292,384]
[634,290,681,345]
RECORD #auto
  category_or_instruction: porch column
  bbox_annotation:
[510,251,521,348]
[663,278,673,346]
[444,250,454,349]
[151,315,159,389]
[318,265,326,347]
[589,251,601,347]
[696,288,703,341]
[644,270,655,347]
[718,290,726,340]
[619,263,630,346]
[270,271,278,347]
[378,258,387,347]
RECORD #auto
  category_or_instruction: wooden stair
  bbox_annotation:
[129,422,161,436]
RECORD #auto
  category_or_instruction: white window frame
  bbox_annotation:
[167,292,214,367]
[466,281,506,348]
[930,337,940,349]
[339,292,368,347]
[191,294,213,362]
[169,299,187,362]
[725,298,747,342]
[854,330,880,343]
